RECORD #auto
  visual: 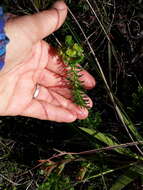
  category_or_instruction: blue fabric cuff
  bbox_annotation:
[0,7,9,70]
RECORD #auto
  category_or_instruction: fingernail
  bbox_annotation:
[87,80,96,89]
[52,1,67,10]
[77,108,88,120]
[77,107,87,116]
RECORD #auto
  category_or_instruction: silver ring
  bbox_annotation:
[33,85,40,98]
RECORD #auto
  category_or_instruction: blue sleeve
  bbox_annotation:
[0,7,9,70]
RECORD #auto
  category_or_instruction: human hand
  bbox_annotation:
[0,1,95,122]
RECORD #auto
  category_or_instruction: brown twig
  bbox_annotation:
[38,140,143,164]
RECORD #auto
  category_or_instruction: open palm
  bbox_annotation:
[0,1,95,122]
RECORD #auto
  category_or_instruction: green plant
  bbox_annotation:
[37,172,74,190]
[59,35,88,107]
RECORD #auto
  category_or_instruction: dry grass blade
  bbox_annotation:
[67,2,143,156]
[0,173,21,186]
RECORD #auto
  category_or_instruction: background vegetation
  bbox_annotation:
[1,0,143,189]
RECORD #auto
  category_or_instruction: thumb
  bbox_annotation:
[6,1,67,44]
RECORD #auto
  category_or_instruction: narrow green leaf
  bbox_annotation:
[110,166,138,190]
[130,164,143,176]
[115,98,143,142]
[79,127,140,159]
[110,163,143,190]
